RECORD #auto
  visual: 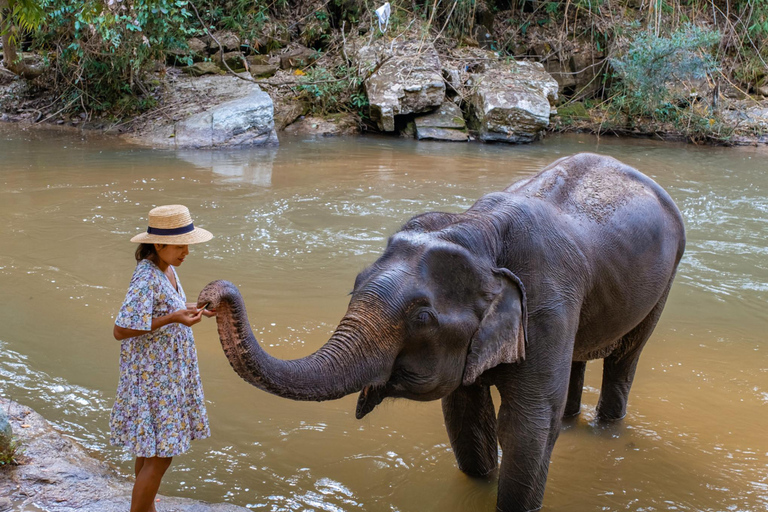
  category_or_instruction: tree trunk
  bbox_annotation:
[0,0,43,79]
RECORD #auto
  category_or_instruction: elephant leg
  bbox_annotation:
[597,279,674,421]
[496,396,565,512]
[496,361,572,511]
[563,360,586,418]
[442,383,498,477]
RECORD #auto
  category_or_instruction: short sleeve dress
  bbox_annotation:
[109,258,210,458]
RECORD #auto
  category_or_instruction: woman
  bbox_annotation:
[111,204,215,512]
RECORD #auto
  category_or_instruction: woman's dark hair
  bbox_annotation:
[135,243,159,262]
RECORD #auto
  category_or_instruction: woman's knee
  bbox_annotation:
[144,456,173,474]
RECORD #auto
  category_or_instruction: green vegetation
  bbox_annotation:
[605,24,726,140]
[0,435,22,466]
[34,0,199,113]
[296,64,368,117]
[0,0,766,138]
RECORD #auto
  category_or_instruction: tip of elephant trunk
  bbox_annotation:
[198,279,238,310]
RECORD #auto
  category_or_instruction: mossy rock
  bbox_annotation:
[558,102,590,120]
[182,61,226,77]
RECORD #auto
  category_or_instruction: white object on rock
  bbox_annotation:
[375,2,391,33]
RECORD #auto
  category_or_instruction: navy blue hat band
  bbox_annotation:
[147,223,195,236]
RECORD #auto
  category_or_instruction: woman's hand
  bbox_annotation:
[186,302,217,318]
[114,306,209,340]
[174,308,204,327]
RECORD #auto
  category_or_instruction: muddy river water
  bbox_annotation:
[0,126,766,511]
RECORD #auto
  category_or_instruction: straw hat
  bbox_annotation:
[130,205,213,245]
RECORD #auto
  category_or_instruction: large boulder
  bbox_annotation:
[173,87,278,148]
[467,59,559,143]
[352,39,445,132]
[124,76,278,149]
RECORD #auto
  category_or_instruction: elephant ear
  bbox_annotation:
[463,268,528,386]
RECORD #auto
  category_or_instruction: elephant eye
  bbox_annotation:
[414,308,437,326]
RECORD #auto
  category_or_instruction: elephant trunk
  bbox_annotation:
[198,280,393,402]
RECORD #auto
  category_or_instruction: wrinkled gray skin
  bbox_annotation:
[199,153,686,512]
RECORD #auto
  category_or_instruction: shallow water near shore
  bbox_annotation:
[1,126,766,511]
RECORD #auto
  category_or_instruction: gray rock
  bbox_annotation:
[569,51,603,96]
[279,46,318,69]
[354,39,445,132]
[722,103,768,131]
[0,398,250,512]
[250,64,278,79]
[173,86,278,148]
[721,83,748,100]
[124,77,279,149]
[442,68,462,96]
[187,37,207,55]
[209,31,241,52]
[212,51,247,71]
[247,54,271,67]
[414,101,468,141]
[543,59,575,92]
[400,121,416,138]
[467,59,558,143]
[473,25,495,50]
[182,62,224,77]
[166,37,209,66]
[283,114,359,137]
[166,49,200,66]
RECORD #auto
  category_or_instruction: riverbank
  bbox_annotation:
[0,398,249,512]
[3,58,767,148]
[2,1,768,148]
[3,70,768,149]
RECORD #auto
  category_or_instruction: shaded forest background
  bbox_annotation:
[1,0,767,140]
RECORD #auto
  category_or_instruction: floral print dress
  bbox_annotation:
[110,258,210,457]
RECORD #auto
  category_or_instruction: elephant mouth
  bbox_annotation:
[356,384,387,419]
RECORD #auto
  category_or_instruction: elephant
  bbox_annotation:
[198,152,686,512]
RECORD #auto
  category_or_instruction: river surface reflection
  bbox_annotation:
[0,126,766,511]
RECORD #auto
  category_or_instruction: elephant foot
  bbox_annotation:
[596,409,627,422]
[459,463,497,479]
[562,403,581,418]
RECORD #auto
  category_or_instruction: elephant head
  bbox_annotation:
[199,226,528,419]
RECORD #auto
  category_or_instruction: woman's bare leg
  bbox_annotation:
[135,457,145,477]
[133,457,157,512]
[131,456,172,512]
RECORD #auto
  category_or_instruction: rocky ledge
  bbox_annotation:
[0,398,249,512]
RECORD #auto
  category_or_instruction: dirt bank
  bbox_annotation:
[0,397,249,512]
